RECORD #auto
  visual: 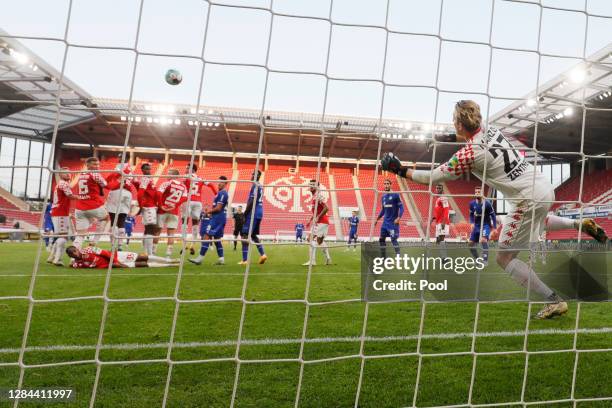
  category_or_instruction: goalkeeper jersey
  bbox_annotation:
[412,127,553,200]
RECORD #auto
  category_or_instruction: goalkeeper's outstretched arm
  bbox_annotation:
[381,152,462,186]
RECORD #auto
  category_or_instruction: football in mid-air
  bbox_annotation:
[165,69,182,85]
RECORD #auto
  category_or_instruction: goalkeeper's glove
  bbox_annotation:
[381,152,401,173]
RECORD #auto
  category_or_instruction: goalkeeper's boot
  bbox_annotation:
[258,255,268,265]
[188,256,203,266]
[535,301,568,320]
[578,219,608,243]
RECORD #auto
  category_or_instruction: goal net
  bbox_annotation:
[1,1,611,407]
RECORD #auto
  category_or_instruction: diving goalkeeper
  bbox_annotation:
[381,100,608,319]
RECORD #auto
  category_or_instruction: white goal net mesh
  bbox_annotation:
[0,0,611,407]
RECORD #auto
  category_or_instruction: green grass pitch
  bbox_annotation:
[0,242,611,407]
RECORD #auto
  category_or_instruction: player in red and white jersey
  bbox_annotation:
[157,169,188,256]
[135,162,160,255]
[303,179,331,266]
[432,183,451,259]
[383,100,609,319]
[47,168,77,266]
[105,163,138,250]
[74,157,109,248]
[182,164,205,255]
[66,245,179,269]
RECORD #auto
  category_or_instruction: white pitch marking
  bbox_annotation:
[1,327,610,354]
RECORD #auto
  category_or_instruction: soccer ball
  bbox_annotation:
[165,69,182,85]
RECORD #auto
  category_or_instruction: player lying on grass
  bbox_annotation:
[382,99,608,319]
[66,246,179,268]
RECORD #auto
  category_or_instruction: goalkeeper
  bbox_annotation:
[381,100,608,319]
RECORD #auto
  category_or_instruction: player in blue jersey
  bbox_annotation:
[374,179,404,257]
[347,210,359,251]
[43,202,54,252]
[124,215,135,245]
[295,223,304,243]
[239,170,267,265]
[189,176,228,265]
[468,187,497,265]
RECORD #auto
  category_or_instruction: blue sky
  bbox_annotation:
[1,0,611,124]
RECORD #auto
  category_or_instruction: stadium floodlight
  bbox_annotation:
[563,107,573,117]
[527,98,536,107]
[146,117,153,123]
[9,48,29,64]
[214,122,220,127]
[188,120,194,126]
[408,134,414,139]
[190,108,196,114]
[417,134,424,141]
[120,116,127,121]
[135,116,141,122]
[569,68,587,83]
[174,119,181,125]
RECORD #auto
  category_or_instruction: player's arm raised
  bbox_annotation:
[381,149,473,185]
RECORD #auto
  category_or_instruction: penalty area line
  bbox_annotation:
[1,327,611,354]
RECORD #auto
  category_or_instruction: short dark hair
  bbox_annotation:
[141,163,151,170]
[189,163,197,172]
[219,175,228,181]
[253,170,262,180]
[86,157,98,164]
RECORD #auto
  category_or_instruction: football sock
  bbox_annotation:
[505,258,554,299]
[53,237,67,263]
[469,246,479,259]
[200,241,210,257]
[481,242,489,262]
[545,214,576,231]
[214,240,224,258]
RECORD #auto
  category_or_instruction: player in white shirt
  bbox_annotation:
[382,100,608,319]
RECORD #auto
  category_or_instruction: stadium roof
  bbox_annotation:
[489,42,612,158]
[0,28,94,141]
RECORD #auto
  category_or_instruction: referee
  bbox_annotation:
[233,205,245,250]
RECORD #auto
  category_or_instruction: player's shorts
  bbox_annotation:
[470,224,491,242]
[200,221,210,237]
[108,212,127,228]
[105,189,132,214]
[116,251,138,268]
[125,228,132,237]
[233,227,242,236]
[241,217,261,236]
[380,224,400,240]
[499,191,553,249]
[182,201,203,220]
[75,206,108,230]
[314,223,329,237]
[52,216,71,234]
[296,232,303,239]
[435,223,450,237]
[206,219,226,239]
[141,207,157,226]
[349,229,358,240]
[158,213,179,229]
